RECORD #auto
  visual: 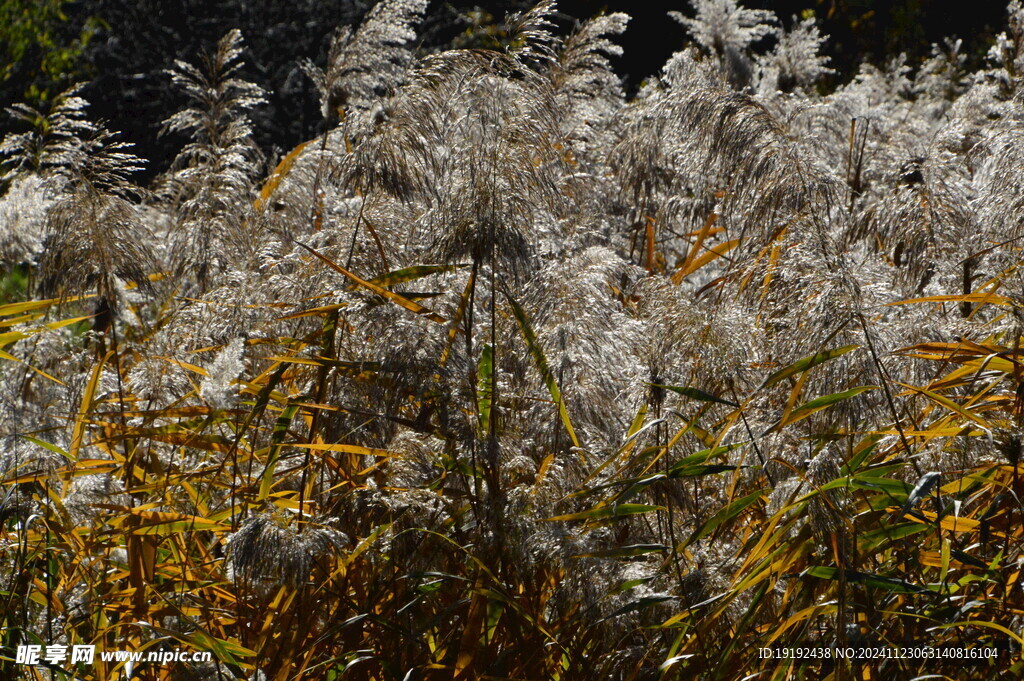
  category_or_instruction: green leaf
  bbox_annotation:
[626,403,648,439]
[613,465,738,503]
[840,434,883,475]
[850,476,911,497]
[649,383,738,407]
[580,544,670,558]
[774,386,877,430]
[159,626,253,668]
[589,444,745,501]
[258,402,300,501]
[858,523,929,552]
[297,242,447,324]
[667,442,748,477]
[758,344,860,390]
[599,594,677,622]
[547,503,664,522]
[368,264,464,288]
[20,435,72,461]
[507,294,580,448]
[951,549,989,570]
[674,464,740,477]
[403,570,472,583]
[682,489,764,548]
[614,576,655,595]
[476,344,494,436]
[802,566,930,594]
[345,523,393,567]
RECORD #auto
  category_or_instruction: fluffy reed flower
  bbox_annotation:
[226,513,347,588]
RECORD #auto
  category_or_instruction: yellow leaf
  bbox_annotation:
[127,509,229,534]
[896,382,991,428]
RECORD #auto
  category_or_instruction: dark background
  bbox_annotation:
[0,0,1009,179]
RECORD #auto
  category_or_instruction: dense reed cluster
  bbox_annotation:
[2,1,1024,679]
